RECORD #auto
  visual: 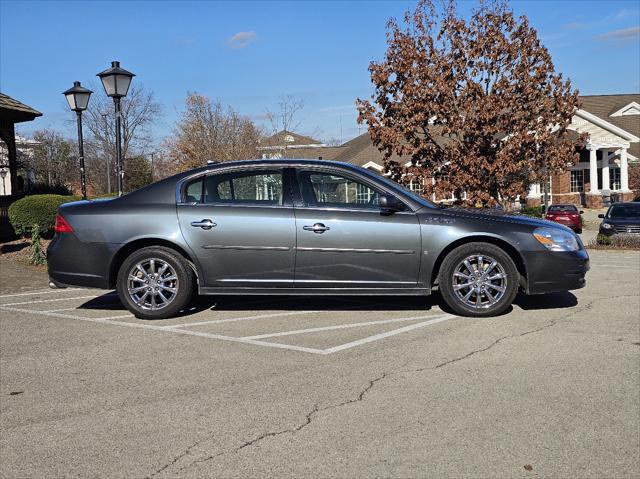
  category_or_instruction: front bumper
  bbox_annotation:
[522,248,589,295]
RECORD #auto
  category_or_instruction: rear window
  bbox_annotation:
[548,205,578,213]
[608,203,640,219]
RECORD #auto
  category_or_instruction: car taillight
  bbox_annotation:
[54,214,74,233]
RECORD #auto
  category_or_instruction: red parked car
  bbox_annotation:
[545,204,583,234]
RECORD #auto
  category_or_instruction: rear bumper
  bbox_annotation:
[546,218,581,231]
[523,248,589,295]
[47,233,118,289]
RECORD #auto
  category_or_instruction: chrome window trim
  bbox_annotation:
[174,161,425,212]
[292,205,416,215]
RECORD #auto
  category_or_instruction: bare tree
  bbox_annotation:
[82,84,161,195]
[28,129,74,187]
[166,92,262,172]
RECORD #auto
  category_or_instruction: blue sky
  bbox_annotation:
[1,0,639,145]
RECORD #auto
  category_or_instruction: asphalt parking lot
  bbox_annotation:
[1,250,639,478]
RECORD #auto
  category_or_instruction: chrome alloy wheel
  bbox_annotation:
[452,255,508,309]
[127,258,179,311]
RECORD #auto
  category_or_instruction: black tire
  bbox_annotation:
[116,246,194,320]
[576,228,582,234]
[438,242,519,317]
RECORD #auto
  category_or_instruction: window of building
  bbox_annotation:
[610,167,621,190]
[570,170,584,193]
[408,178,423,196]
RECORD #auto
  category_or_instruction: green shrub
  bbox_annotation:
[591,234,640,249]
[596,234,612,246]
[28,182,73,196]
[8,194,82,237]
[520,205,544,218]
[29,225,47,265]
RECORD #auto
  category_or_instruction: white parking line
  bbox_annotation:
[0,303,456,355]
[242,314,437,340]
[0,288,83,299]
[324,314,455,354]
[164,310,321,329]
[1,294,115,307]
[0,306,134,323]
[0,305,326,354]
[43,303,122,313]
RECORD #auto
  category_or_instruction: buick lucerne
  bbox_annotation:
[48,160,589,319]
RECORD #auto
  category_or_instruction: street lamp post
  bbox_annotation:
[0,168,7,196]
[63,81,93,200]
[97,61,135,196]
[101,113,112,194]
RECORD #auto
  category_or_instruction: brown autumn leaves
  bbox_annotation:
[357,0,583,206]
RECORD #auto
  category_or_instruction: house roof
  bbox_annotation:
[580,94,640,158]
[0,93,42,123]
[333,133,403,167]
[283,145,344,160]
[259,130,324,148]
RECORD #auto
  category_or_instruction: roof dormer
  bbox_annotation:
[610,101,640,117]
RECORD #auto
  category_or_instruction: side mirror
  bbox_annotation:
[597,214,605,218]
[379,194,404,213]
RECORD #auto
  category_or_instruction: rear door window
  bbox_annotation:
[203,170,284,205]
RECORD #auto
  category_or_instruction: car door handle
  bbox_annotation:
[191,219,217,230]
[303,223,330,233]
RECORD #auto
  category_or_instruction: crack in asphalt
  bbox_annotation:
[149,293,636,477]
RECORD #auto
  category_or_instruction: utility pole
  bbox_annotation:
[150,151,155,182]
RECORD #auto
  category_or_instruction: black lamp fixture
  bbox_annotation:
[63,81,93,200]
[97,61,135,196]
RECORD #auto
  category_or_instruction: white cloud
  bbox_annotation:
[319,104,356,113]
[596,26,640,41]
[227,31,257,49]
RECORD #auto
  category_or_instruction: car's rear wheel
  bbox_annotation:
[438,242,519,317]
[117,246,194,319]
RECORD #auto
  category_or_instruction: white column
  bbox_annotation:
[589,146,599,193]
[527,183,541,198]
[601,148,610,191]
[620,147,630,192]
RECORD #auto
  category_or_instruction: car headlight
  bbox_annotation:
[600,223,613,230]
[533,227,580,252]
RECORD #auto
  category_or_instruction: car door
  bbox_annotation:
[177,167,296,288]
[292,167,422,289]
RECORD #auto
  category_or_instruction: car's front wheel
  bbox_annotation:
[117,246,194,319]
[438,242,519,317]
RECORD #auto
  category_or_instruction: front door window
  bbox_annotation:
[299,171,382,209]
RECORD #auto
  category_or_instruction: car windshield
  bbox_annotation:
[608,203,640,219]
[548,205,577,213]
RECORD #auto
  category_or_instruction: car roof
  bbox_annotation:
[207,158,362,169]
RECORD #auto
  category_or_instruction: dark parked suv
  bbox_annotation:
[48,160,589,319]
[598,202,640,236]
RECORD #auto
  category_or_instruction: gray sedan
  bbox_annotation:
[48,160,589,319]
